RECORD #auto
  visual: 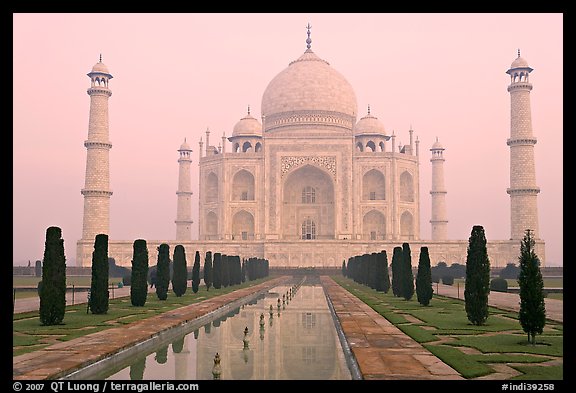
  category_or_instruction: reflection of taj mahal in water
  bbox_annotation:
[107,285,351,380]
[76,28,545,267]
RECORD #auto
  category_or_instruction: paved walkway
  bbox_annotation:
[321,276,463,380]
[14,285,158,314]
[433,283,563,323]
[13,277,288,380]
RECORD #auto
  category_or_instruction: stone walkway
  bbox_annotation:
[321,276,463,380]
[433,283,563,323]
[13,277,288,380]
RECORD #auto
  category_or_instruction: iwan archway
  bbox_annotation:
[281,164,335,240]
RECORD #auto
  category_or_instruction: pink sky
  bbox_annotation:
[13,13,563,266]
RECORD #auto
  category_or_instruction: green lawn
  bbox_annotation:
[452,277,563,288]
[13,278,270,357]
[332,276,563,380]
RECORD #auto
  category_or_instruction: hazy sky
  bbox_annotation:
[13,13,563,266]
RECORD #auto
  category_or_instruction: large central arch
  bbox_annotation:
[281,164,335,240]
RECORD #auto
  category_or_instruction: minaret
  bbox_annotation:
[81,55,113,241]
[175,139,193,240]
[506,50,540,240]
[430,138,448,240]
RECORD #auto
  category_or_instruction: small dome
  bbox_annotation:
[354,110,386,136]
[232,112,262,137]
[91,61,110,74]
[510,56,529,69]
[179,139,191,151]
[431,138,444,150]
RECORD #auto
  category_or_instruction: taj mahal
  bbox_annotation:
[76,27,545,268]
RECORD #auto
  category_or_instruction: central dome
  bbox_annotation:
[261,49,358,132]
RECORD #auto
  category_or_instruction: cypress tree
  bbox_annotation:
[221,254,230,287]
[172,245,188,297]
[171,337,184,354]
[131,239,149,307]
[416,246,433,306]
[465,225,491,325]
[155,346,168,364]
[39,226,66,326]
[204,251,213,291]
[518,229,546,344]
[368,253,379,289]
[129,358,146,380]
[192,250,201,293]
[90,234,109,314]
[230,255,241,285]
[341,260,347,277]
[376,251,391,293]
[156,243,171,300]
[241,258,246,283]
[401,243,415,300]
[213,253,222,289]
[391,246,403,297]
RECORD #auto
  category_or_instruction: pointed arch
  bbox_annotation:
[400,171,414,202]
[206,172,218,203]
[363,210,386,240]
[362,169,385,200]
[232,169,255,201]
[400,211,413,239]
[232,210,254,240]
[205,211,218,240]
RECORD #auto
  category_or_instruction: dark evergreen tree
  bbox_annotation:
[129,358,146,380]
[464,225,491,325]
[90,234,109,314]
[221,254,230,287]
[369,253,379,289]
[192,250,201,293]
[518,229,546,344]
[416,246,433,306]
[401,243,415,300]
[230,256,241,285]
[375,251,391,293]
[130,239,149,307]
[203,251,213,291]
[171,337,184,354]
[391,246,403,297]
[172,245,188,297]
[213,253,222,289]
[156,243,171,300]
[35,260,42,277]
[39,226,66,326]
[241,258,246,283]
[155,345,168,364]
[341,260,347,277]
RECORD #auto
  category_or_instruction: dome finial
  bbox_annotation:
[99,53,102,63]
[306,23,312,49]
[247,105,251,115]
[517,48,521,58]
[367,104,371,116]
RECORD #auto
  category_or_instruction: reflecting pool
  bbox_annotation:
[93,282,351,380]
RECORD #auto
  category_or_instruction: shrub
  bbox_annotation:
[391,246,403,297]
[203,251,213,290]
[213,253,222,289]
[490,277,508,292]
[90,234,109,314]
[500,263,520,279]
[431,275,440,284]
[442,275,454,286]
[416,247,433,306]
[156,244,171,300]
[401,243,415,300]
[130,239,149,307]
[191,250,201,293]
[172,245,188,297]
[39,226,66,326]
